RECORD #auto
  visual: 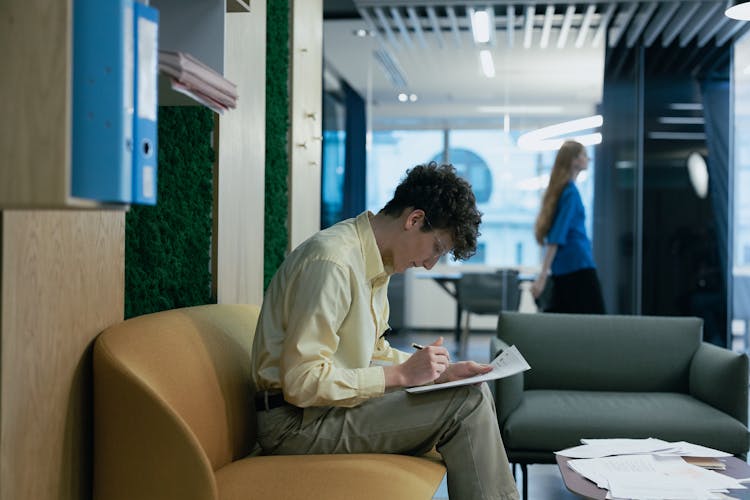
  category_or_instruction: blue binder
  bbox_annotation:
[72,0,135,203]
[132,2,159,205]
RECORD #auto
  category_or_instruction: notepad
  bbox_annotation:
[405,345,531,393]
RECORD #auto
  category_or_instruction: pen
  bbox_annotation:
[411,343,425,350]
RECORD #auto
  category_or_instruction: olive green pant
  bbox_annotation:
[257,383,519,500]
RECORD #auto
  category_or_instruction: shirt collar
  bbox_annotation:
[355,211,392,283]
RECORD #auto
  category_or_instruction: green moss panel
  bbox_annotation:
[264,0,290,290]
[124,106,216,319]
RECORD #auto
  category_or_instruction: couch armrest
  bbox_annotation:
[490,337,524,427]
[689,342,749,425]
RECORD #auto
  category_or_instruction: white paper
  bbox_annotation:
[656,441,732,458]
[557,438,731,459]
[567,454,746,499]
[559,438,674,458]
[405,345,530,393]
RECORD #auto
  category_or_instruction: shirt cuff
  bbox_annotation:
[358,365,386,397]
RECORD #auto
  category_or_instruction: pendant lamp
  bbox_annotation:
[726,0,750,21]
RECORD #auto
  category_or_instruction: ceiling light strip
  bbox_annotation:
[609,2,638,48]
[669,103,703,111]
[471,8,491,44]
[479,49,495,78]
[557,5,576,49]
[642,1,680,47]
[373,7,401,51]
[539,5,554,49]
[592,3,615,48]
[523,5,535,48]
[390,7,413,49]
[487,7,496,46]
[507,5,515,48]
[426,6,445,49]
[626,1,658,48]
[679,2,722,47]
[662,2,702,46]
[575,4,596,48]
[698,10,729,47]
[657,117,705,125]
[445,6,462,48]
[647,132,707,140]
[406,7,429,49]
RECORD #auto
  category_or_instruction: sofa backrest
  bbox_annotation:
[497,312,703,392]
[93,304,260,500]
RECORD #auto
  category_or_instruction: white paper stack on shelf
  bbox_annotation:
[556,438,747,499]
[158,50,238,114]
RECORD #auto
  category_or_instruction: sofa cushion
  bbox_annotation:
[215,453,446,500]
[502,390,748,457]
[497,313,702,392]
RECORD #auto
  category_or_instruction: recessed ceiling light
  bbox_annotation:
[397,93,408,102]
[353,28,370,37]
[471,10,491,44]
[409,94,418,102]
[479,50,495,78]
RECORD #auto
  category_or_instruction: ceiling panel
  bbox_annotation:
[323,1,749,129]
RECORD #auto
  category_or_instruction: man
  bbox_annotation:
[251,163,519,500]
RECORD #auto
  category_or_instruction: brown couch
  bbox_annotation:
[93,304,446,500]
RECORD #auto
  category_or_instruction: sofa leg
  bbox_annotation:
[521,463,528,500]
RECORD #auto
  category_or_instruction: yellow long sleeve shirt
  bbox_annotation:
[251,211,411,408]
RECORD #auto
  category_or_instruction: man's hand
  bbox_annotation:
[434,360,492,384]
[384,337,450,388]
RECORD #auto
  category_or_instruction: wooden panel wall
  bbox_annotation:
[0,210,125,500]
[216,1,267,306]
[288,0,323,250]
[0,0,70,207]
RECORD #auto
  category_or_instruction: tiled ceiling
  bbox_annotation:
[323,1,749,129]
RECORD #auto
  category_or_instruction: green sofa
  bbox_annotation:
[491,312,749,499]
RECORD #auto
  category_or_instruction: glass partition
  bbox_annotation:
[732,32,750,352]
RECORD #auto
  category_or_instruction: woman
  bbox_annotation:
[531,140,605,314]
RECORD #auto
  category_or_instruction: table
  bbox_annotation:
[556,455,750,499]
[418,272,463,344]
[417,271,535,345]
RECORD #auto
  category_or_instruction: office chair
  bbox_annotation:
[456,269,521,357]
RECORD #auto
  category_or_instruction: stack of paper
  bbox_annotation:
[557,439,747,499]
[557,438,732,459]
[158,51,238,114]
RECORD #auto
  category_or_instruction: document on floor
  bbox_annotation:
[405,345,530,393]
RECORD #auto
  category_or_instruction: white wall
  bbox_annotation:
[403,263,537,330]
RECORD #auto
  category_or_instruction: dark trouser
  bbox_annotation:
[548,267,606,314]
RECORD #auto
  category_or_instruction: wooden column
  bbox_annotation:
[0,210,124,500]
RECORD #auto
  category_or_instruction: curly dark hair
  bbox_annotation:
[380,162,482,261]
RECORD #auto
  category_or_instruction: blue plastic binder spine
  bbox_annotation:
[72,0,135,203]
[132,2,159,205]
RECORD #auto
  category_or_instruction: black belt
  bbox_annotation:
[254,391,289,411]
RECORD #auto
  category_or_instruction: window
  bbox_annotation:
[367,127,595,268]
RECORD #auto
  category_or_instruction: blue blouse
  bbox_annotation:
[546,182,596,276]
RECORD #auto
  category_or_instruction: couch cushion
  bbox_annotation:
[497,312,702,392]
[215,453,446,500]
[502,390,748,457]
